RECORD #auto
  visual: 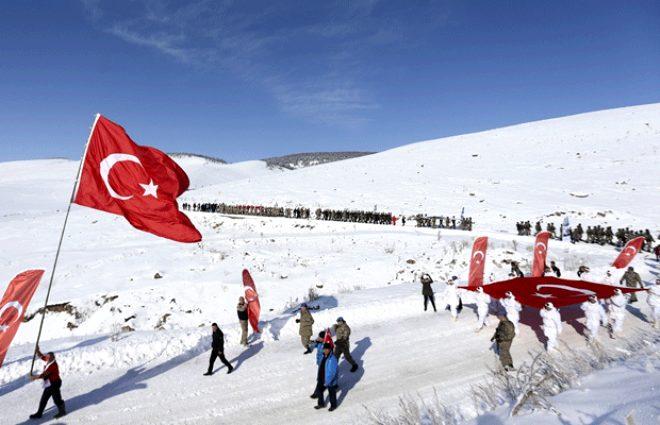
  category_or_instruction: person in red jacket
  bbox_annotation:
[29,346,66,419]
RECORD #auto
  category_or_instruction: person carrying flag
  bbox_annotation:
[29,346,66,419]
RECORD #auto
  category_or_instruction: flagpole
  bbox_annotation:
[30,113,100,374]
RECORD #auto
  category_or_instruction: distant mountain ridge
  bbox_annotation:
[262,152,375,170]
[169,151,375,170]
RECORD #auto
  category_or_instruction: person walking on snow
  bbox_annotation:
[29,346,66,419]
[420,273,437,312]
[475,287,491,331]
[443,277,461,321]
[619,267,643,303]
[500,291,522,335]
[296,304,315,354]
[204,323,233,375]
[580,295,607,341]
[333,317,359,372]
[313,343,339,411]
[311,331,330,399]
[608,289,628,338]
[491,315,516,371]
[237,296,249,346]
[647,278,660,329]
[540,302,562,352]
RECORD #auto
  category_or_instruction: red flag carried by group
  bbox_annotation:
[74,115,201,243]
[612,236,645,269]
[242,270,261,333]
[462,276,646,309]
[0,270,44,368]
[532,231,551,277]
[468,236,488,287]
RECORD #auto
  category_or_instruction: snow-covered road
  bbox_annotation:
[1,283,655,425]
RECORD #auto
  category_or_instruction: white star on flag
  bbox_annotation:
[140,180,159,198]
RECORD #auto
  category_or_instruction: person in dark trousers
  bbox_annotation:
[420,273,437,312]
[310,331,329,399]
[204,323,234,376]
[550,261,561,278]
[29,346,66,419]
[314,343,339,411]
[333,317,358,372]
[491,315,516,371]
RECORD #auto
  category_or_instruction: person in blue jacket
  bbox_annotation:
[310,331,328,399]
[314,342,339,411]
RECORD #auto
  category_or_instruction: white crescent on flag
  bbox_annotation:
[0,301,23,332]
[534,284,595,299]
[99,153,142,200]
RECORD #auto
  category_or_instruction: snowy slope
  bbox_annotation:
[0,103,659,424]
[188,103,660,231]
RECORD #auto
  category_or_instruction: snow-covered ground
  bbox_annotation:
[0,103,659,424]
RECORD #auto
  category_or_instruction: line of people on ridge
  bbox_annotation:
[516,220,657,252]
[417,272,660,371]
[181,201,478,230]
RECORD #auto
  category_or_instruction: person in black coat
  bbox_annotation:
[550,261,561,278]
[204,323,234,376]
[420,273,437,312]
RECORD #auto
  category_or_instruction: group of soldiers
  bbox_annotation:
[417,264,658,372]
[516,220,656,251]
[296,304,359,412]
[415,215,474,230]
[183,201,478,232]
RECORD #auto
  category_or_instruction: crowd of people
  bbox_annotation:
[516,220,657,251]
[181,201,475,229]
[415,267,658,371]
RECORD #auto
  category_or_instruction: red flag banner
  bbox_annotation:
[461,276,646,309]
[612,236,645,269]
[0,270,44,367]
[468,236,488,287]
[242,269,261,333]
[532,231,551,277]
[74,115,201,243]
[323,327,334,351]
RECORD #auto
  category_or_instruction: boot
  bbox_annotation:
[203,371,213,376]
[303,347,313,355]
[29,413,42,420]
[227,366,234,374]
[54,405,67,419]
[350,364,358,373]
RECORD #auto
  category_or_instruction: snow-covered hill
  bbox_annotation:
[188,103,660,232]
[0,103,658,424]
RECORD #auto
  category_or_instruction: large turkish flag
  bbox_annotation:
[74,115,201,243]
[612,236,645,269]
[242,269,261,333]
[468,236,488,287]
[462,276,646,309]
[0,270,44,368]
[532,231,551,277]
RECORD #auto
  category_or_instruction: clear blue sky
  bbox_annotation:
[1,1,659,162]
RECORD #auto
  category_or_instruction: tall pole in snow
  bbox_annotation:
[30,114,100,374]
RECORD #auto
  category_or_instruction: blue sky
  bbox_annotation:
[1,1,659,162]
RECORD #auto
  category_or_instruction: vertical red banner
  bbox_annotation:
[0,270,44,367]
[532,231,551,277]
[242,269,261,333]
[612,236,645,269]
[468,236,488,287]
